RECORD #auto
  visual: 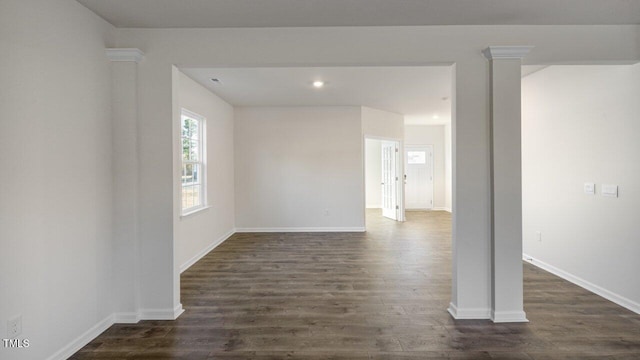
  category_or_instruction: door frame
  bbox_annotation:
[405,144,434,210]
[363,135,405,228]
[381,140,399,220]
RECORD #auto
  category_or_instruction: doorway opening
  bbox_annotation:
[365,137,402,222]
[405,145,434,210]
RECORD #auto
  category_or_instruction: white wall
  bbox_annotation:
[176,72,235,271]
[235,107,364,230]
[0,0,115,359]
[365,139,382,208]
[444,124,452,212]
[405,125,447,210]
[522,64,640,313]
[361,106,404,140]
[113,23,639,320]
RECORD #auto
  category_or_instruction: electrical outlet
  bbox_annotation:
[7,315,22,338]
[536,231,542,242]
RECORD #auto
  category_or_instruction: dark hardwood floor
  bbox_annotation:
[72,210,640,359]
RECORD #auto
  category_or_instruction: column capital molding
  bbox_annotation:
[482,46,534,60]
[106,48,144,63]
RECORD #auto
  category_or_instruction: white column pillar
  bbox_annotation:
[448,60,493,320]
[483,46,532,323]
[107,48,144,322]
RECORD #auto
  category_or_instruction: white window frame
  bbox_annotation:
[180,109,207,216]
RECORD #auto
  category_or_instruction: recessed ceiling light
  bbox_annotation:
[312,81,324,88]
[433,114,440,120]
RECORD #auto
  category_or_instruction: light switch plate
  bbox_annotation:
[602,184,618,197]
[583,183,595,195]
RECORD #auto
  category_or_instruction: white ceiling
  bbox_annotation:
[181,66,452,125]
[77,0,640,28]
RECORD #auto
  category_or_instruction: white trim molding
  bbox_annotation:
[138,304,185,320]
[180,229,235,273]
[433,207,452,212]
[174,304,185,319]
[235,227,366,233]
[523,254,640,315]
[113,312,141,324]
[447,302,491,320]
[490,310,528,323]
[46,314,114,360]
[482,46,534,60]
[106,48,145,62]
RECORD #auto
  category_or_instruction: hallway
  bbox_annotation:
[72,211,640,359]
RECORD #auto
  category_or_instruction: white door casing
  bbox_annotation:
[381,141,398,220]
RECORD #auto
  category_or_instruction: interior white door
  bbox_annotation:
[381,141,398,220]
[405,145,433,209]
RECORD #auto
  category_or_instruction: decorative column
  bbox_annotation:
[448,60,493,320]
[106,48,144,322]
[483,46,532,323]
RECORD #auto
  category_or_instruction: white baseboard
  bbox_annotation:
[180,228,235,273]
[523,253,640,315]
[46,314,114,360]
[174,303,185,319]
[406,207,452,213]
[49,303,185,359]
[113,311,141,323]
[490,310,528,323]
[138,303,184,320]
[235,227,366,233]
[447,302,491,320]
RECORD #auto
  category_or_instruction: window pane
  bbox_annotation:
[190,140,199,161]
[182,117,191,138]
[180,111,205,212]
[187,185,193,210]
[190,119,199,140]
[191,164,199,184]
[182,137,190,161]
[184,164,194,184]
[181,117,199,139]
[192,186,201,207]
[182,185,191,210]
[407,151,426,164]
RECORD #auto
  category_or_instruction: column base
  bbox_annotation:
[490,310,528,323]
[448,302,492,320]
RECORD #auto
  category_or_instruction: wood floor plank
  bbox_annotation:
[71,210,640,359]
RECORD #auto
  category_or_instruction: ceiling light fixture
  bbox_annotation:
[432,114,440,120]
[312,81,324,88]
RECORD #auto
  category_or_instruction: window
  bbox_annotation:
[407,151,426,164]
[181,109,205,214]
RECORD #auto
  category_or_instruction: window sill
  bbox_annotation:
[180,205,211,219]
